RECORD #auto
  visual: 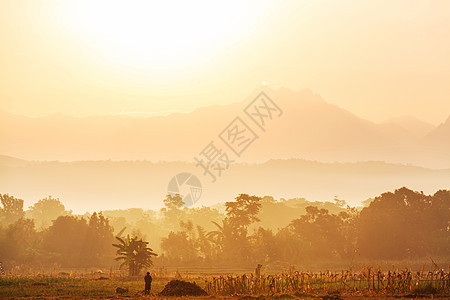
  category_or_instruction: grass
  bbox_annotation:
[0,270,448,299]
[0,276,171,298]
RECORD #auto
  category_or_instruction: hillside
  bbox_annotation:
[0,88,448,167]
[1,155,448,213]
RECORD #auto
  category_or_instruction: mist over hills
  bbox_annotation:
[1,87,449,168]
[1,87,449,212]
[425,115,450,145]
[1,155,449,213]
[384,116,435,138]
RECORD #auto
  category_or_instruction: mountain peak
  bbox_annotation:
[384,115,435,138]
[443,114,450,125]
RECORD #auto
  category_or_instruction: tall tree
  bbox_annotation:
[358,187,450,259]
[0,194,25,226]
[1,218,39,264]
[161,194,186,231]
[206,194,262,265]
[161,231,198,265]
[82,212,115,266]
[290,206,351,259]
[42,215,89,267]
[225,194,262,231]
[163,194,184,209]
[27,196,71,229]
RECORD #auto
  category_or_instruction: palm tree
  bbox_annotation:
[206,219,241,262]
[112,235,157,276]
[206,219,234,246]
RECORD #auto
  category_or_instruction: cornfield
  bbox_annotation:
[2,266,449,298]
[204,269,450,296]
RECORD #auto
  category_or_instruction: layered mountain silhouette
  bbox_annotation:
[0,87,448,167]
[383,116,435,138]
[1,155,449,212]
[425,115,450,145]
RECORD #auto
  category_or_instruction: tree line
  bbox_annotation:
[0,187,448,273]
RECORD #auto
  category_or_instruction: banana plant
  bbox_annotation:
[112,234,157,276]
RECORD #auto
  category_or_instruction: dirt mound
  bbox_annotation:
[158,280,208,297]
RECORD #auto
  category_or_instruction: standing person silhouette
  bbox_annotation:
[144,272,152,295]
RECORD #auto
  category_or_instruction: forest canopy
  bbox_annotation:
[0,187,448,273]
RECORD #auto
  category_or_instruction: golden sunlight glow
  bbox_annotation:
[61,1,268,69]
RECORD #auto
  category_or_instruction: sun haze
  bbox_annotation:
[0,2,450,286]
[0,0,449,124]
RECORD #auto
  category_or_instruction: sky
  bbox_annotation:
[1,0,449,125]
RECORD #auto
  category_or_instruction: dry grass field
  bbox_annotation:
[1,268,448,299]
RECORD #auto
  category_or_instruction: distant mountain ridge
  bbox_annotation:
[384,115,435,138]
[1,155,448,212]
[0,87,448,167]
[425,115,450,144]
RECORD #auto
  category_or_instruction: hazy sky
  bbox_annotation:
[1,0,449,124]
